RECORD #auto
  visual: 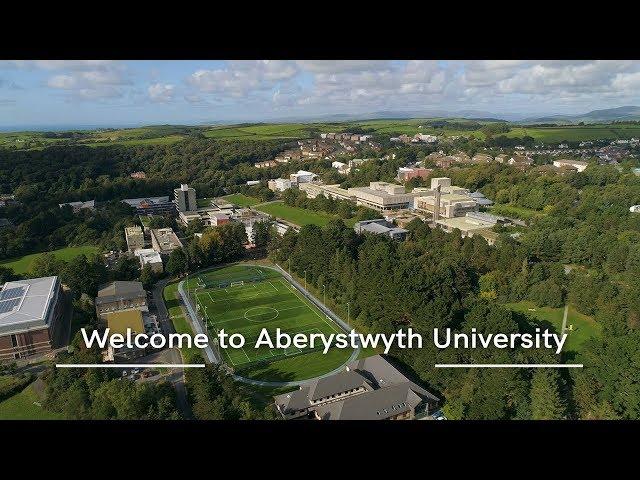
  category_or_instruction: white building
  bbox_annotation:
[331,161,349,173]
[553,159,589,173]
[290,170,317,184]
[347,182,422,212]
[268,178,293,192]
[134,248,163,273]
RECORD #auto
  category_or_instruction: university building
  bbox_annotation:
[273,355,439,420]
[0,276,64,360]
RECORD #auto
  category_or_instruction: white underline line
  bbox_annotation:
[435,364,583,368]
[55,364,205,368]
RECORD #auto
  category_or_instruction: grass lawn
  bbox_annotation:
[0,245,100,275]
[503,300,601,352]
[222,193,261,207]
[163,281,203,364]
[489,204,544,221]
[255,201,340,227]
[0,384,64,420]
[196,198,214,208]
[185,264,353,382]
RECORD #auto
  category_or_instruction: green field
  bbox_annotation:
[163,281,203,363]
[504,301,601,352]
[506,124,640,142]
[222,194,261,207]
[0,384,63,420]
[0,245,100,274]
[185,264,353,382]
[255,201,343,227]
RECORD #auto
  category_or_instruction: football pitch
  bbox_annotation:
[184,264,353,381]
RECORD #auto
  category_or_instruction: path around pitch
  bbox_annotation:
[177,262,361,387]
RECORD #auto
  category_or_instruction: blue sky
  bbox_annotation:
[1,60,640,129]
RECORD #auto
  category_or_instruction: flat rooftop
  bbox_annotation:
[0,276,59,335]
[436,216,494,232]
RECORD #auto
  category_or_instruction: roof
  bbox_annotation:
[436,216,494,232]
[121,196,170,207]
[0,276,60,335]
[554,159,588,166]
[105,309,144,336]
[308,370,370,401]
[134,248,162,264]
[314,382,425,420]
[274,355,440,417]
[95,281,145,305]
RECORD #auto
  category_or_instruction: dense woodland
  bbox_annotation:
[2,132,640,420]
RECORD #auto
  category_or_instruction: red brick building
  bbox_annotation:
[0,276,64,361]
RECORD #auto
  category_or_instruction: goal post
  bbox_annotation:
[230,281,244,287]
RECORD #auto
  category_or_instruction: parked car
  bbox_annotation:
[431,410,447,420]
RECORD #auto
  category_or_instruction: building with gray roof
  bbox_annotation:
[354,219,409,241]
[273,354,439,420]
[0,276,64,360]
[95,281,148,318]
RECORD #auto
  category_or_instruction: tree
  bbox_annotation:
[166,248,188,276]
[139,264,156,290]
[253,221,272,249]
[30,252,66,278]
[111,255,140,282]
[530,369,566,420]
[61,254,108,298]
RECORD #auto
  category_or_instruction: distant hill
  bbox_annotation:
[522,106,640,125]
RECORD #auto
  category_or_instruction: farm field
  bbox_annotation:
[255,201,347,227]
[506,124,640,142]
[184,264,353,382]
[503,301,601,352]
[0,245,100,275]
[222,193,261,207]
[203,123,326,140]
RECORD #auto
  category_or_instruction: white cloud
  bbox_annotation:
[148,83,175,103]
[29,60,132,100]
[187,60,298,98]
[296,60,391,73]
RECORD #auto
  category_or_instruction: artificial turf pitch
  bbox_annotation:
[186,265,350,374]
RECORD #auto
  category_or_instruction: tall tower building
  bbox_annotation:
[174,184,197,213]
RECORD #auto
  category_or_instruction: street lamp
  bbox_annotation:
[347,302,350,324]
[323,284,326,306]
[304,270,307,291]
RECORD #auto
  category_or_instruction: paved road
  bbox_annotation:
[151,278,192,419]
[177,279,219,364]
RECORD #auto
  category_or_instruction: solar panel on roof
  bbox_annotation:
[0,286,26,301]
[0,297,21,314]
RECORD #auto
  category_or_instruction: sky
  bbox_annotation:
[1,60,640,129]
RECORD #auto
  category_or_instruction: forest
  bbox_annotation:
[2,130,640,420]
